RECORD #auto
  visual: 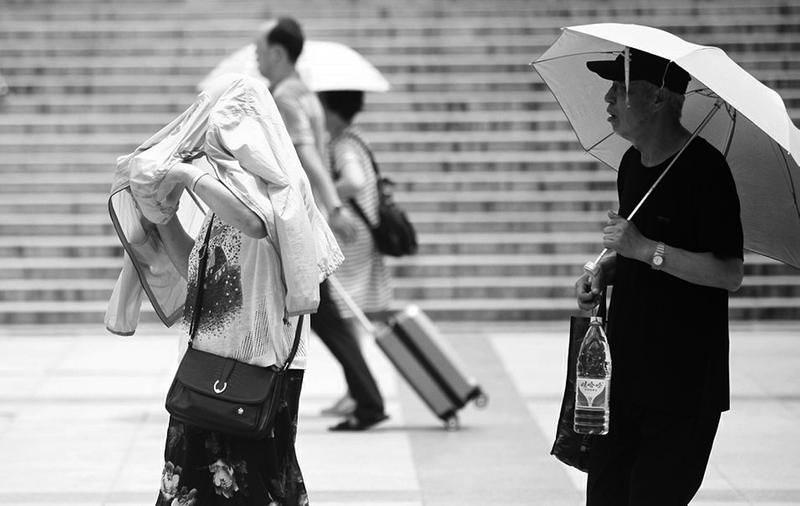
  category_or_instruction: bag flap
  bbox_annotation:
[175,347,280,404]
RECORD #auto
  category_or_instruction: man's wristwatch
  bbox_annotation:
[651,242,665,270]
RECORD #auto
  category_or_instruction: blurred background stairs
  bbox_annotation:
[1,0,799,325]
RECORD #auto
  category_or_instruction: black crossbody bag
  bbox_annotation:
[165,216,304,439]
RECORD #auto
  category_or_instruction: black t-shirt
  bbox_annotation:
[607,137,743,413]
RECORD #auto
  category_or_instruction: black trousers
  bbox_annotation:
[586,400,721,506]
[311,280,385,421]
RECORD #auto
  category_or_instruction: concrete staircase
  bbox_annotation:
[1,0,799,325]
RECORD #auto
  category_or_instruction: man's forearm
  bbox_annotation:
[296,144,343,212]
[632,239,742,291]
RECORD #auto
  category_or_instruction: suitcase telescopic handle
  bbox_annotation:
[326,275,378,335]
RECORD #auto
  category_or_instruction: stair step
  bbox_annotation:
[0,231,609,257]
[7,70,800,95]
[6,89,800,116]
[0,235,121,257]
[389,274,800,299]
[0,210,615,235]
[1,272,796,303]
[3,0,795,16]
[391,171,617,191]
[0,190,619,214]
[3,29,798,51]
[0,110,575,135]
[0,279,116,302]
[0,151,602,178]
[4,49,799,78]
[0,170,618,192]
[5,295,800,325]
[2,12,799,33]
[0,252,787,276]
[4,110,799,135]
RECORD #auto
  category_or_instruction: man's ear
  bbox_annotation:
[652,87,668,111]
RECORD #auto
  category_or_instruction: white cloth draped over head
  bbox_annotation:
[106,74,343,335]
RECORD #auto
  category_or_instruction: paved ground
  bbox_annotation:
[0,320,798,505]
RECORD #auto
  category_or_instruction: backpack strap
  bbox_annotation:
[339,130,380,177]
[338,130,381,230]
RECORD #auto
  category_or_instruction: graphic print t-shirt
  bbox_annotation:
[183,214,307,369]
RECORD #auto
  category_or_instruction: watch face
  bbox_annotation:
[653,255,664,266]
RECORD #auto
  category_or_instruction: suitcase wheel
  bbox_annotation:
[445,415,460,431]
[474,391,489,409]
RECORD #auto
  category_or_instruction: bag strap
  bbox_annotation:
[349,198,377,231]
[593,287,608,321]
[280,315,304,372]
[338,130,381,232]
[188,214,304,371]
[188,215,215,340]
[340,130,380,177]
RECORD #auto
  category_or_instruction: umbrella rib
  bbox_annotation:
[531,50,620,66]
[722,108,737,157]
[778,146,800,222]
[586,131,616,153]
[686,88,719,100]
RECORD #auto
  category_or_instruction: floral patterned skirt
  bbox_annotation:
[156,370,309,506]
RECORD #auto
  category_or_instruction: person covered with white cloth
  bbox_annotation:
[111,74,342,506]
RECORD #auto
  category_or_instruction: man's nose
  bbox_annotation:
[604,87,615,104]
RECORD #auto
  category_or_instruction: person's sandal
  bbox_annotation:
[328,413,389,432]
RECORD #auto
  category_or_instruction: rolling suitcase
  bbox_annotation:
[327,276,488,430]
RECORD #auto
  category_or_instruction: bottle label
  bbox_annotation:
[576,377,607,408]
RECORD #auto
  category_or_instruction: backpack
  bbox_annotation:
[340,131,418,257]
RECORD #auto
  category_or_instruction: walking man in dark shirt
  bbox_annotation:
[575,48,744,505]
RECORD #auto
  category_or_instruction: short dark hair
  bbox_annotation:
[318,90,365,122]
[266,17,304,63]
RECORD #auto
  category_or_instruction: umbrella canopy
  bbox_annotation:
[532,23,800,269]
[197,40,390,93]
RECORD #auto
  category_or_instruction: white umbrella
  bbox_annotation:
[197,40,390,93]
[532,23,800,270]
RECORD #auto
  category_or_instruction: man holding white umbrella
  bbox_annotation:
[254,17,358,241]
[254,17,389,431]
[574,48,743,504]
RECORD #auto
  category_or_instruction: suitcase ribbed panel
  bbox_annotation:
[392,305,480,402]
[376,326,457,420]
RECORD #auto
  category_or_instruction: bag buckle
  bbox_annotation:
[213,380,228,394]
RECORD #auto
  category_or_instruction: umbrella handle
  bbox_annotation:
[583,248,609,276]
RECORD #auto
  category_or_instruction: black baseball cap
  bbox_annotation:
[586,48,691,95]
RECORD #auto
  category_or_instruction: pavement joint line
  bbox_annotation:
[520,394,800,402]
[0,394,400,403]
[0,490,422,503]
[693,488,800,502]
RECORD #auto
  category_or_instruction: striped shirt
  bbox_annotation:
[328,127,392,317]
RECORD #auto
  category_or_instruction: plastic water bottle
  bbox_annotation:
[574,316,611,435]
